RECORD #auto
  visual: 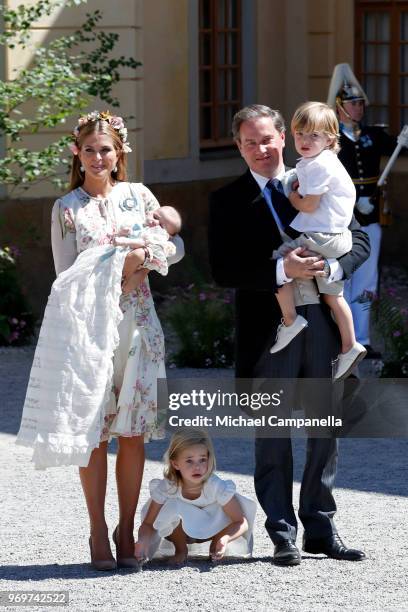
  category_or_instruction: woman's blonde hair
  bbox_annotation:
[163,428,216,486]
[291,101,340,153]
[69,118,128,191]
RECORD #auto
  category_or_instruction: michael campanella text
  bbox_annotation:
[168,415,343,428]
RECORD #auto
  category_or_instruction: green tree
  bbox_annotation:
[0,0,141,191]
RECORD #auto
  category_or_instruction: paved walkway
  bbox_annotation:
[1,347,407,612]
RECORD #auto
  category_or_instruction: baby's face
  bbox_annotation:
[146,209,177,235]
[146,212,161,228]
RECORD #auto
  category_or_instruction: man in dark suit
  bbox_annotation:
[208,105,369,566]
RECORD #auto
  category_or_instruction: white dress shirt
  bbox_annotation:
[250,169,343,286]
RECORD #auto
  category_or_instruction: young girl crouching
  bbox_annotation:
[134,428,256,564]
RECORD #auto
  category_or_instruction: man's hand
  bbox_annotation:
[283,246,325,279]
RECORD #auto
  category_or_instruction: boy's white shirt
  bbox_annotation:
[291,149,355,233]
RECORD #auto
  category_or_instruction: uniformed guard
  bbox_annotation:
[327,63,396,359]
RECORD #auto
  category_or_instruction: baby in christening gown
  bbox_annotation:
[115,205,182,292]
[134,428,257,564]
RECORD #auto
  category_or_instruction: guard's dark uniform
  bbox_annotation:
[338,125,396,226]
[338,124,396,346]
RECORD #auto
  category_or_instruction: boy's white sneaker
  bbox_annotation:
[334,343,367,381]
[270,315,308,354]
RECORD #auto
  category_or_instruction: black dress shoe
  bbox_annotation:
[273,540,301,566]
[364,344,382,359]
[303,534,366,561]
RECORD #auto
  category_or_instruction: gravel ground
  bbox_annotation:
[1,346,407,612]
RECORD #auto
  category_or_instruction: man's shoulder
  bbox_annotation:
[210,170,255,203]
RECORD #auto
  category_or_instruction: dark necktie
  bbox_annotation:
[264,178,297,228]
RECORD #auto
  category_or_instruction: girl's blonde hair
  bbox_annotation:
[163,428,216,486]
[291,101,340,153]
[69,118,128,191]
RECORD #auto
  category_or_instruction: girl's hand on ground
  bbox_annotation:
[210,535,229,561]
[134,540,149,561]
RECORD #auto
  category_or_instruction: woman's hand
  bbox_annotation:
[122,247,145,278]
[122,269,149,294]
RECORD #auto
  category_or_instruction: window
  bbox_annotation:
[355,1,408,132]
[199,0,242,148]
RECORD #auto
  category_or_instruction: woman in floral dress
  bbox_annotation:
[17,111,184,569]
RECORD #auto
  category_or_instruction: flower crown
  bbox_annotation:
[69,110,132,155]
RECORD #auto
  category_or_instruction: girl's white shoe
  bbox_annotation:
[334,343,367,381]
[270,315,308,354]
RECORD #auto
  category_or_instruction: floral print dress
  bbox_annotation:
[17,182,183,469]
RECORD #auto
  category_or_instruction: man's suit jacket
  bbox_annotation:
[208,170,371,377]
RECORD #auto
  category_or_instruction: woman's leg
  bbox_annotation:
[115,435,145,558]
[79,441,114,561]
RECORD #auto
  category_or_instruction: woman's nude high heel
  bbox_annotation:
[88,537,117,571]
[112,526,142,570]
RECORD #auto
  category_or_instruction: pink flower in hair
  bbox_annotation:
[110,116,125,130]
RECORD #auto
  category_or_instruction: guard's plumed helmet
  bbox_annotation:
[327,63,369,111]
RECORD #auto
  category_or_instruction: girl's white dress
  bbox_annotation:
[16,182,183,470]
[141,473,257,558]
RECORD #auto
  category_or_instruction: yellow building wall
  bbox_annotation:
[256,0,354,112]
[307,0,354,102]
[3,0,143,198]
[255,0,354,160]
[143,0,189,161]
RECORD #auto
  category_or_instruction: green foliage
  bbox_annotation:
[0,247,36,346]
[0,0,83,48]
[0,1,141,190]
[372,288,408,377]
[162,284,235,368]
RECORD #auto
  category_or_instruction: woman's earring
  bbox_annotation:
[80,165,85,173]
[113,165,118,173]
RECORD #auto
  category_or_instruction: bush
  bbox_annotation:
[0,247,36,346]
[371,288,408,377]
[162,284,234,368]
